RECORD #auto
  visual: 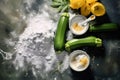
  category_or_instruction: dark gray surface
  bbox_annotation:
[100,0,120,25]
[0,0,120,80]
[70,19,120,80]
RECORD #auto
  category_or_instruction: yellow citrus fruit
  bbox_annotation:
[81,3,91,16]
[70,0,85,9]
[86,0,98,4]
[91,2,106,16]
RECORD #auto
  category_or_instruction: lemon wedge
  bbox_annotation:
[81,3,91,16]
[91,2,106,16]
[70,0,85,9]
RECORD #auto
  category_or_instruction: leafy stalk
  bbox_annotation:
[51,2,62,8]
[51,0,69,13]
[61,4,69,12]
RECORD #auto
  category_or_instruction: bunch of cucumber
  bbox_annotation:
[54,13,101,52]
[54,12,118,52]
[51,0,69,12]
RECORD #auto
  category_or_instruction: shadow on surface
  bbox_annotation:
[71,67,94,80]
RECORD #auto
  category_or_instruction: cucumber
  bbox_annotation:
[54,13,69,52]
[89,23,118,32]
[65,36,102,51]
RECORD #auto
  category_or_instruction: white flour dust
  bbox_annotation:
[16,14,55,65]
[14,12,57,73]
[12,4,70,80]
[0,0,72,80]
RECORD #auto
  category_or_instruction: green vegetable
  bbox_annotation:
[65,36,102,51]
[52,0,63,3]
[51,0,69,13]
[60,4,69,12]
[57,6,64,12]
[89,23,118,32]
[51,2,62,8]
[54,13,69,52]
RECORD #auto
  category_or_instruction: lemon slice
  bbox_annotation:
[81,4,91,16]
[91,2,106,16]
[70,0,85,9]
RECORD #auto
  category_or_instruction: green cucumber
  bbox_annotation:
[89,23,118,32]
[54,13,69,52]
[65,36,102,52]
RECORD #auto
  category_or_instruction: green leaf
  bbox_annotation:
[52,0,63,3]
[57,6,64,12]
[61,4,69,12]
[51,2,61,8]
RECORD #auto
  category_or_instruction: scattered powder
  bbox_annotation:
[72,23,84,32]
[0,0,72,80]
[13,12,57,73]
[12,7,70,79]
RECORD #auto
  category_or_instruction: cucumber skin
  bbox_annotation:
[65,36,102,52]
[54,13,69,51]
[89,23,118,32]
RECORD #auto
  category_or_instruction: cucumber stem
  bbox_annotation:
[95,38,102,47]
[61,12,69,17]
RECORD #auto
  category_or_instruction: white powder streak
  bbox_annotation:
[12,6,60,79]
[0,0,72,80]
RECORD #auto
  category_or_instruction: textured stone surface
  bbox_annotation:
[0,0,120,80]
